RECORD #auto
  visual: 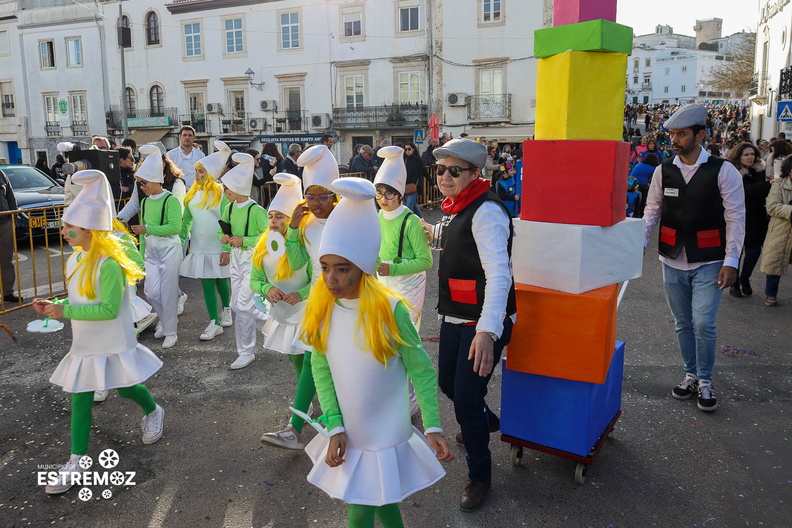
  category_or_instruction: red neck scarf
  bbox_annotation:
[441,178,491,215]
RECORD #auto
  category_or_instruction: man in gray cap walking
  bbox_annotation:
[430,138,516,511]
[643,103,745,412]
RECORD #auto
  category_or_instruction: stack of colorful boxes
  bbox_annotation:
[500,0,644,458]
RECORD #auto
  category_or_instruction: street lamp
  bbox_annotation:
[245,68,265,91]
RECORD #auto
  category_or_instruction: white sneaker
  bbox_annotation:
[177,292,187,316]
[230,354,255,370]
[141,404,164,444]
[135,313,158,335]
[200,321,224,341]
[93,390,109,402]
[261,424,304,450]
[162,334,178,349]
[44,454,87,495]
[220,307,233,327]
[154,323,165,339]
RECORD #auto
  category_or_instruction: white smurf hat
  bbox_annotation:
[298,144,338,192]
[319,177,380,275]
[220,152,255,196]
[269,173,303,216]
[374,146,407,195]
[197,140,231,180]
[61,170,114,231]
[135,144,164,183]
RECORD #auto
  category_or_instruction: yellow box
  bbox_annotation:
[535,51,627,141]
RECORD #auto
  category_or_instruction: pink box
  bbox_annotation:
[554,0,617,26]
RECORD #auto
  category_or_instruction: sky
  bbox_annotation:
[616,0,760,37]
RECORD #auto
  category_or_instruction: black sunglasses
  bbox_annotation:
[436,164,474,178]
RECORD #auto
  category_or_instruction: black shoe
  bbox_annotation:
[456,415,501,444]
[697,381,718,412]
[729,284,742,297]
[3,293,22,303]
[460,480,491,512]
[672,374,699,400]
[740,277,753,296]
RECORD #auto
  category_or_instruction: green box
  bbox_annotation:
[534,19,633,59]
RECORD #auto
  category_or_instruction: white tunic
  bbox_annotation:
[260,250,310,355]
[305,298,445,506]
[50,253,163,393]
[180,191,230,279]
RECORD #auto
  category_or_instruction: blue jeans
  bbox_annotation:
[438,319,513,482]
[662,262,723,381]
[765,275,781,297]
[404,192,423,219]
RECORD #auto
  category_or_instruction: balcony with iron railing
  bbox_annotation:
[72,121,88,136]
[179,113,212,135]
[468,94,512,122]
[641,82,652,90]
[219,112,251,134]
[272,110,310,133]
[779,66,792,100]
[332,103,428,130]
[45,122,61,137]
[1,101,14,117]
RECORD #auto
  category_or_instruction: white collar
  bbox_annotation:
[382,204,407,220]
[234,198,253,208]
[672,147,709,169]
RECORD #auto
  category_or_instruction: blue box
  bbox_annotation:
[501,341,624,457]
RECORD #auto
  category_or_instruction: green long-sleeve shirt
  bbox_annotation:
[139,192,183,257]
[285,225,311,271]
[311,300,443,434]
[378,208,433,276]
[217,199,268,251]
[249,256,313,300]
[63,257,124,321]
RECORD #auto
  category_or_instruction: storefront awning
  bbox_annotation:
[127,128,171,145]
[464,125,535,143]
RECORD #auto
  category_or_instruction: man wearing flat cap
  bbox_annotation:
[430,138,516,512]
[644,103,745,413]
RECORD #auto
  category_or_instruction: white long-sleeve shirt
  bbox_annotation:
[166,145,205,189]
[437,201,515,339]
[643,148,745,270]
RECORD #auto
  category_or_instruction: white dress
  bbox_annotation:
[305,298,445,506]
[49,253,163,393]
[260,251,310,355]
[180,191,230,279]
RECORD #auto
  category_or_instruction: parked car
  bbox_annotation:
[0,165,65,240]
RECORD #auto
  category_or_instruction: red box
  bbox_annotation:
[506,283,618,384]
[520,140,629,227]
[554,0,617,26]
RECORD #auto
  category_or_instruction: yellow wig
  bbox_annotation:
[301,274,410,365]
[252,227,294,281]
[68,231,145,299]
[184,162,223,209]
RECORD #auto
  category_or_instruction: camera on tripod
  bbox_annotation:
[58,142,121,192]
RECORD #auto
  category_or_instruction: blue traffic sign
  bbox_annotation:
[777,101,792,122]
[414,129,425,144]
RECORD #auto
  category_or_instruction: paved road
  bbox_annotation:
[1,209,790,527]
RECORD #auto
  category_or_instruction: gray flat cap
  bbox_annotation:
[664,103,708,130]
[433,138,488,169]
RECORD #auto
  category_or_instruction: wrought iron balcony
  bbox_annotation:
[179,113,212,135]
[72,121,88,136]
[273,110,309,133]
[780,66,792,100]
[219,112,251,134]
[641,82,652,90]
[332,104,428,130]
[468,94,511,122]
[45,122,61,137]
[749,73,759,97]
[1,101,14,117]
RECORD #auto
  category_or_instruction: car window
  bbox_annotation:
[1,167,56,190]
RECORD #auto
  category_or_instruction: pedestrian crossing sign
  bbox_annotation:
[777,101,792,121]
[414,129,425,144]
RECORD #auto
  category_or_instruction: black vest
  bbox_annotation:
[437,191,517,320]
[658,156,727,262]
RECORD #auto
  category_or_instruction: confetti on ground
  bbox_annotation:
[421,336,441,342]
[719,346,760,359]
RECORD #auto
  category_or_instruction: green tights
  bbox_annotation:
[289,351,316,435]
[71,384,156,455]
[201,278,231,323]
[347,504,404,528]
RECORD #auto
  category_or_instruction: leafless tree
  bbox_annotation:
[709,32,756,98]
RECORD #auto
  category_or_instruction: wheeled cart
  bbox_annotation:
[501,410,621,485]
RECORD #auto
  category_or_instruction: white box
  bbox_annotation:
[512,217,645,294]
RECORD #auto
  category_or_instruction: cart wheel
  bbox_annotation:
[574,463,587,485]
[509,445,523,466]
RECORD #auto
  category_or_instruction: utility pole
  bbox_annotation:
[119,1,129,138]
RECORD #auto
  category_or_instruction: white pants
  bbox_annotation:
[144,236,182,336]
[230,247,267,356]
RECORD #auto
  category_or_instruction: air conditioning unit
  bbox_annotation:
[249,117,266,130]
[260,100,278,112]
[206,103,223,114]
[447,93,468,107]
[310,113,331,130]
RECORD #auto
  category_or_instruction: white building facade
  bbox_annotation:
[1,0,546,167]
